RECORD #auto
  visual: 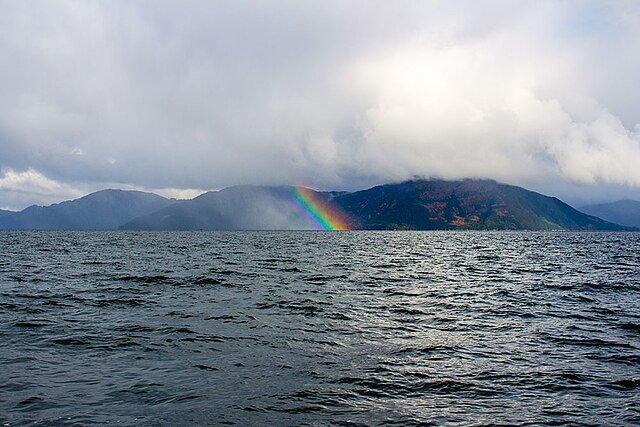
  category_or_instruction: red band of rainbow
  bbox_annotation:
[289,186,351,230]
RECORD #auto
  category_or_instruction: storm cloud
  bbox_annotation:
[1,0,640,209]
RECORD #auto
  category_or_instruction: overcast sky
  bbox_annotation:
[1,0,640,210]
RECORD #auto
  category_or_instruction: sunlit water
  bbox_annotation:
[1,231,639,426]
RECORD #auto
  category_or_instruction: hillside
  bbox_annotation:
[333,179,632,230]
[1,180,634,231]
[580,200,640,228]
[120,186,329,230]
[0,189,174,230]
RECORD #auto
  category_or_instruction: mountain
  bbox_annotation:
[0,209,14,219]
[333,179,633,230]
[0,189,174,230]
[121,179,633,231]
[120,185,332,230]
[579,200,640,228]
[1,180,634,231]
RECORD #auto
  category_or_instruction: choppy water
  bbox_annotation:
[1,231,639,426]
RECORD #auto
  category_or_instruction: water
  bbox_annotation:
[1,231,639,426]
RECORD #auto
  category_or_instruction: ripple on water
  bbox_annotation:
[0,230,639,425]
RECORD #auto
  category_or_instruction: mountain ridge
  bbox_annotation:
[580,199,640,228]
[120,185,327,230]
[0,180,636,231]
[335,179,627,230]
[0,189,174,230]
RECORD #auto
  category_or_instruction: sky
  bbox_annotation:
[1,0,640,210]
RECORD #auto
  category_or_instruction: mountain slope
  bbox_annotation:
[579,200,640,228]
[332,179,632,230]
[0,209,14,219]
[1,180,633,231]
[0,189,174,230]
[120,185,335,230]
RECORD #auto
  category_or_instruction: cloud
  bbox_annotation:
[1,0,640,208]
[0,168,75,196]
[150,187,205,201]
[0,168,85,210]
[0,168,204,210]
[351,37,640,188]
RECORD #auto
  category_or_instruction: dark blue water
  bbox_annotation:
[1,231,639,426]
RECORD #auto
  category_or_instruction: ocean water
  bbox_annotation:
[1,231,639,426]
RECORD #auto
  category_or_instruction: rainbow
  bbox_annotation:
[289,186,352,230]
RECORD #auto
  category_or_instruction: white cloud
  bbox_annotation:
[150,187,205,201]
[0,167,205,210]
[0,168,85,210]
[0,168,83,199]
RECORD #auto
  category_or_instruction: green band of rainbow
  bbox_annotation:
[289,186,351,230]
